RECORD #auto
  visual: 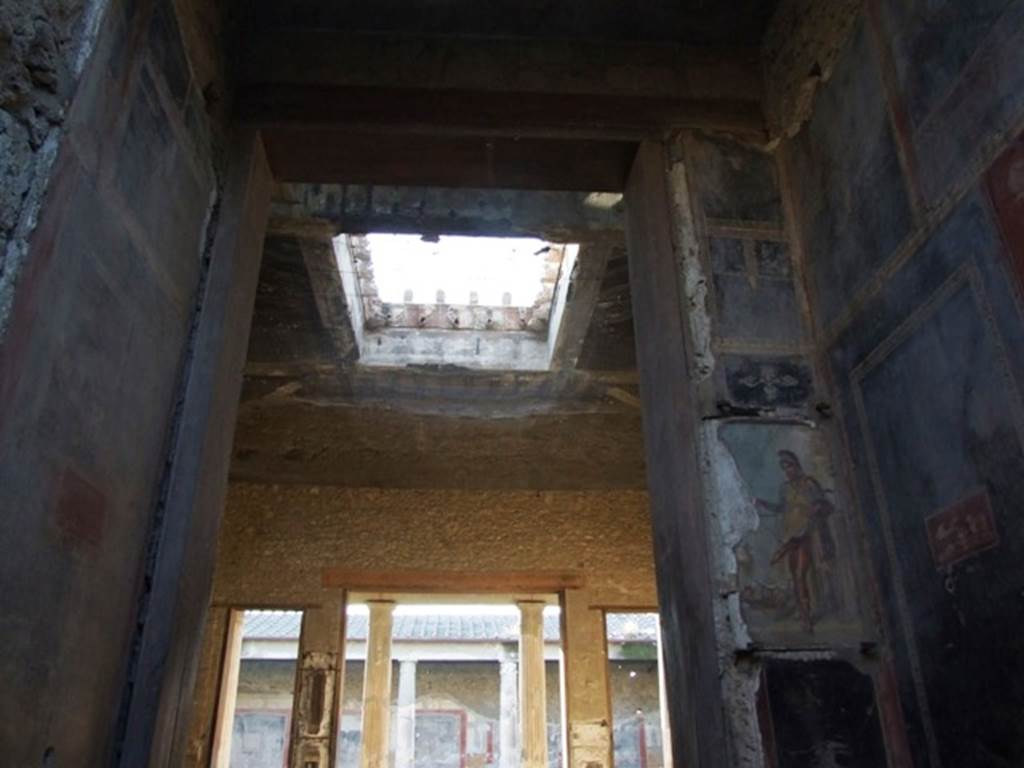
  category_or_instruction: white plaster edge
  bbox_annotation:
[666,161,715,381]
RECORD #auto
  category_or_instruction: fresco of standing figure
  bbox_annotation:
[755,450,837,632]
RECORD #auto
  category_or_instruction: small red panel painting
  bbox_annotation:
[54,467,107,549]
[925,489,998,570]
[986,133,1024,295]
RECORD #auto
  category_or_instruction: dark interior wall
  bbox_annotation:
[757,659,886,768]
[785,2,1024,765]
[0,0,231,764]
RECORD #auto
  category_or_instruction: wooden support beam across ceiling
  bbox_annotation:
[260,129,639,191]
[236,29,764,133]
[237,30,766,187]
[239,84,764,140]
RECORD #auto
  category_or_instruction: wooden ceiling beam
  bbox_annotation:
[237,30,767,186]
[260,129,639,191]
[239,84,765,141]
[237,29,763,103]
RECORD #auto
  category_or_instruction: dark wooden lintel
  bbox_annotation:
[239,84,765,141]
[261,128,640,191]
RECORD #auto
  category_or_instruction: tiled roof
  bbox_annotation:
[605,613,660,641]
[243,610,302,639]
[242,611,658,643]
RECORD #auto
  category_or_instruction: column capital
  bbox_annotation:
[517,600,547,614]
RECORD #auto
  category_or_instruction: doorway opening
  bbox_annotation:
[341,600,565,768]
[211,609,305,768]
[604,612,669,768]
[202,176,667,768]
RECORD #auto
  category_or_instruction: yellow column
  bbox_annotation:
[518,601,549,768]
[211,610,245,768]
[562,591,612,768]
[360,600,396,768]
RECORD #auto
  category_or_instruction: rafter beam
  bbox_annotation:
[259,129,639,191]
[238,29,762,102]
[235,30,767,142]
[241,85,763,140]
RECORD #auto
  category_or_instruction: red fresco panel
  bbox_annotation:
[925,488,998,570]
[986,133,1024,295]
[54,466,107,549]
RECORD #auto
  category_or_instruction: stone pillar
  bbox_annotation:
[518,601,549,768]
[291,603,343,768]
[499,657,519,768]
[121,131,274,768]
[360,600,396,768]
[625,140,728,767]
[562,591,612,768]
[395,660,417,768]
[211,610,245,768]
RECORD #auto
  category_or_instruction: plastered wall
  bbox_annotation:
[0,0,249,763]
[212,484,657,607]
